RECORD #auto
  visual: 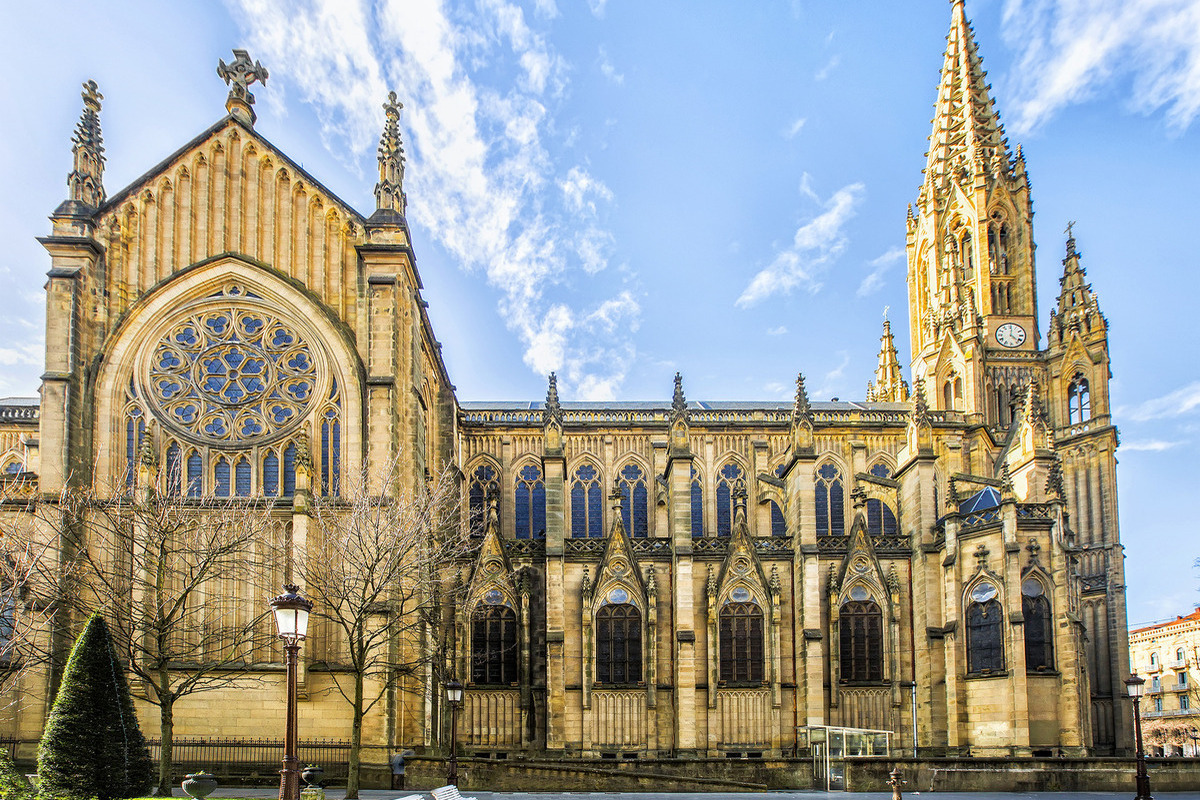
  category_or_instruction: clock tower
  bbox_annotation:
[906,0,1043,424]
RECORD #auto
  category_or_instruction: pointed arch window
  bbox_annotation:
[815,463,845,537]
[571,463,603,538]
[125,407,146,490]
[186,451,203,498]
[770,501,786,537]
[1068,374,1091,424]
[282,442,296,497]
[716,461,746,537]
[596,603,641,683]
[234,457,252,497]
[865,463,898,538]
[617,463,649,538]
[214,456,231,498]
[471,603,518,685]
[1022,578,1054,671]
[719,600,764,683]
[967,581,1004,674]
[165,442,182,497]
[514,463,547,540]
[690,466,704,538]
[263,451,280,497]
[468,464,499,537]
[840,598,884,682]
[319,407,341,496]
[943,375,963,411]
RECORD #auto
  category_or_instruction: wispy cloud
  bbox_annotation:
[736,180,865,307]
[597,45,624,84]
[226,0,637,399]
[783,117,806,139]
[814,55,840,82]
[1121,439,1187,452]
[1001,0,1200,133]
[766,325,788,336]
[1121,380,1200,421]
[813,351,851,400]
[857,246,905,297]
[587,0,608,19]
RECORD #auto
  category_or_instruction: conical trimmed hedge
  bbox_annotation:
[37,614,153,800]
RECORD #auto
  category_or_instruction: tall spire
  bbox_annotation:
[1048,225,1106,347]
[67,80,105,210]
[543,372,562,426]
[866,316,910,403]
[375,91,408,216]
[924,0,1009,191]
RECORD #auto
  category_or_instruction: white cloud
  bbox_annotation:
[736,181,865,307]
[1121,439,1186,452]
[587,0,608,19]
[1122,380,1200,421]
[764,381,787,396]
[814,55,840,82]
[784,117,806,139]
[857,245,905,297]
[1001,0,1200,133]
[226,0,636,398]
[814,352,851,400]
[766,325,788,336]
[598,46,624,85]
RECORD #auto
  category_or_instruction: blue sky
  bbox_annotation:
[1,0,1199,625]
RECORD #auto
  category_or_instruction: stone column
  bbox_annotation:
[666,452,696,755]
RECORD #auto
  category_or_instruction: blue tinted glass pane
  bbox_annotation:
[620,483,632,534]
[331,420,341,496]
[632,483,648,537]
[775,462,787,478]
[771,501,786,537]
[818,463,839,481]
[815,484,829,535]
[470,482,487,536]
[321,420,330,495]
[830,479,844,536]
[263,453,279,496]
[533,481,546,538]
[165,444,182,496]
[691,478,704,537]
[867,500,882,536]
[235,459,251,497]
[283,444,296,497]
[515,480,531,539]
[187,453,203,498]
[214,458,231,497]
[571,481,586,538]
[717,482,731,537]
[126,417,137,488]
[883,505,898,537]
[869,463,892,479]
[588,482,602,538]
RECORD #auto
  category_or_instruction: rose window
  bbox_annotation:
[140,295,325,447]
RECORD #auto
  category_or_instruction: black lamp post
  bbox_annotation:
[271,585,313,800]
[1189,727,1199,758]
[1125,672,1152,800]
[445,679,464,786]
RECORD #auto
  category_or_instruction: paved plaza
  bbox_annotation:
[207,792,1200,800]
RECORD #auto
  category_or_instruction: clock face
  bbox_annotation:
[996,322,1026,348]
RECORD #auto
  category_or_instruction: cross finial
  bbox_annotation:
[217,49,269,125]
[375,90,408,214]
[1064,220,1078,260]
[67,80,106,208]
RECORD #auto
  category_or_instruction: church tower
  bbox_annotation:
[907,0,1040,422]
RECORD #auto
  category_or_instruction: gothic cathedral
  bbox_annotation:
[0,1,1128,761]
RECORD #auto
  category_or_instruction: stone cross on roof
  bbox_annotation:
[218,49,268,125]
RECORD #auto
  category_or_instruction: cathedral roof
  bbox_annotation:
[460,400,910,412]
[957,486,1001,514]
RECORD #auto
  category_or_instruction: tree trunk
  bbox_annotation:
[158,682,175,796]
[346,671,365,799]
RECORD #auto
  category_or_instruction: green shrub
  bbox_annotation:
[36,614,153,800]
[0,750,33,800]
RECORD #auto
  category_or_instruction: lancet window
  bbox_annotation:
[571,463,603,538]
[967,581,1004,674]
[769,501,786,537]
[1068,374,1091,424]
[617,463,649,538]
[514,463,547,539]
[471,602,519,685]
[468,464,499,537]
[716,461,746,537]
[690,466,704,538]
[719,600,764,683]
[596,603,641,683]
[815,462,845,537]
[865,463,898,538]
[840,596,884,682]
[1022,578,1054,671]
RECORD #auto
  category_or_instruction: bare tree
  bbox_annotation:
[6,471,285,796]
[297,461,467,799]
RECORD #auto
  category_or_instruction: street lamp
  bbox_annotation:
[1125,672,1152,800]
[444,679,464,786]
[1189,727,1199,758]
[271,585,313,800]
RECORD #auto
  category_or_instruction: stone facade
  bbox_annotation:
[1129,609,1200,756]
[0,0,1129,769]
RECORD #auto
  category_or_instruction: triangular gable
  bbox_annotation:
[590,497,647,611]
[958,486,1001,514]
[465,497,519,610]
[715,499,773,612]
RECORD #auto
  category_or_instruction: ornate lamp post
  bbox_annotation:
[271,585,313,800]
[1125,673,1152,800]
[444,679,464,786]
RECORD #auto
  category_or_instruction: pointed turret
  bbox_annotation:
[866,316,910,403]
[1048,227,1107,348]
[668,371,691,456]
[64,80,105,213]
[374,91,408,218]
[790,372,814,453]
[543,372,564,455]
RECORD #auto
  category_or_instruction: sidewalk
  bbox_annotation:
[205,791,1200,800]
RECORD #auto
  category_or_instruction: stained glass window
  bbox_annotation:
[164,442,182,497]
[468,464,499,537]
[816,463,844,536]
[967,593,1004,673]
[234,457,252,497]
[597,603,641,683]
[282,443,296,497]
[719,601,764,682]
[571,463,603,538]
[125,408,145,489]
[617,463,649,538]
[770,500,786,537]
[263,451,280,497]
[716,462,746,537]
[320,407,341,497]
[1022,579,1054,671]
[471,604,518,685]
[214,457,231,498]
[186,451,203,498]
[690,466,704,538]
[840,599,884,682]
[515,463,547,539]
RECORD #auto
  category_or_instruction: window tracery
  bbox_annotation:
[840,596,884,682]
[865,463,898,538]
[617,462,649,538]
[1022,577,1054,671]
[571,463,603,538]
[596,601,641,683]
[471,601,518,685]
[719,599,764,683]
[514,462,547,539]
[815,462,845,536]
[967,581,1004,673]
[690,465,704,538]
[716,461,746,537]
[1068,374,1091,424]
[468,463,499,537]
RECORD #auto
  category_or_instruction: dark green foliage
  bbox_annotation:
[37,615,153,800]
[0,750,33,800]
